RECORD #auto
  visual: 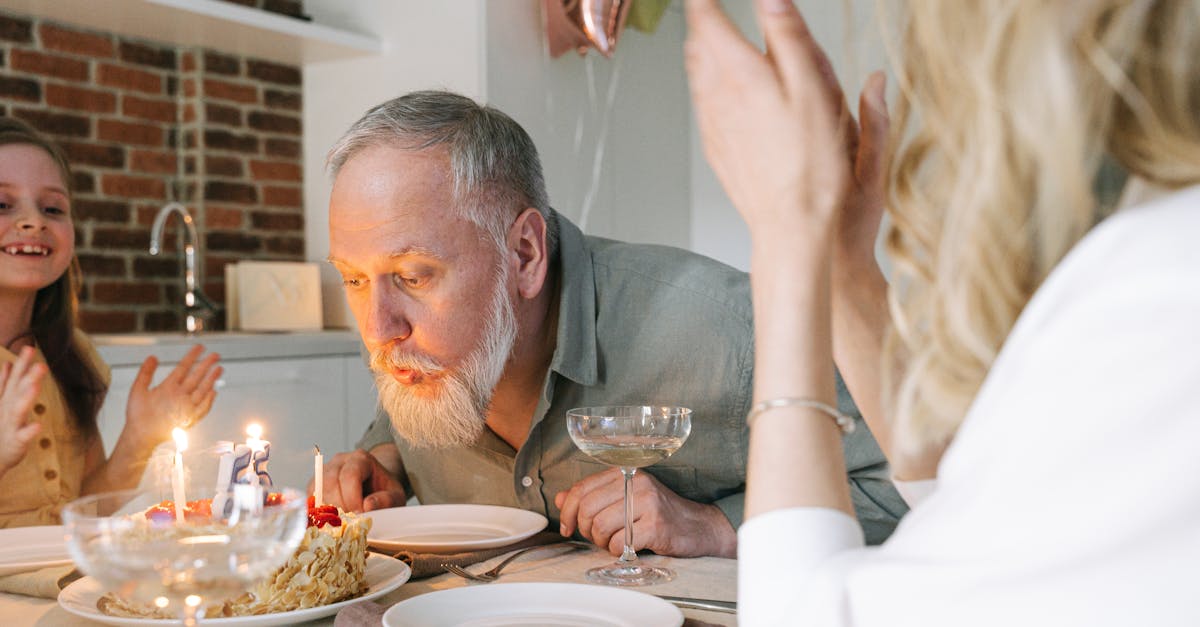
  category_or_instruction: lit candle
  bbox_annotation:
[213,441,234,489]
[313,445,323,506]
[172,428,188,522]
[211,441,234,516]
[230,444,252,485]
[254,442,272,487]
[246,423,265,451]
[245,423,272,487]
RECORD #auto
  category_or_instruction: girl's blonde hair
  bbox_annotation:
[884,0,1200,457]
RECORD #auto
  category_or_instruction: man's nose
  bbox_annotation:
[362,283,413,347]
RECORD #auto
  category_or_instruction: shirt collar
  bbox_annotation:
[547,209,599,387]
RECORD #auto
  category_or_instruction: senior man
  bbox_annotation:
[320,90,906,558]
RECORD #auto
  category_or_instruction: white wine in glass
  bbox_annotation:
[566,405,692,586]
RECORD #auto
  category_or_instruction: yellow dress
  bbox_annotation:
[0,331,111,528]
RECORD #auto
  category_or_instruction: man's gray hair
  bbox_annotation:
[327,90,556,255]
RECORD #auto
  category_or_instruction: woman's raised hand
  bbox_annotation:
[0,346,47,476]
[685,0,854,243]
[836,71,889,271]
[123,344,222,450]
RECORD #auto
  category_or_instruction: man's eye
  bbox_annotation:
[396,275,427,288]
[43,205,66,216]
[342,277,364,288]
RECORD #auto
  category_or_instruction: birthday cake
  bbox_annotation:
[98,433,370,619]
[227,499,372,615]
[97,496,372,619]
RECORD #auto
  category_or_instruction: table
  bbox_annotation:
[0,546,737,626]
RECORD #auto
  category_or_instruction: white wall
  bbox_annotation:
[484,2,692,249]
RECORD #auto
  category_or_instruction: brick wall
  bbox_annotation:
[0,9,304,333]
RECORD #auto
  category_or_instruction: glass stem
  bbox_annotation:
[619,467,637,564]
[181,603,200,627]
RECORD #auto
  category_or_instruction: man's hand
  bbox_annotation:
[313,448,407,512]
[554,468,736,558]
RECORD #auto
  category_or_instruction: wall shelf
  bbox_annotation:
[0,0,382,65]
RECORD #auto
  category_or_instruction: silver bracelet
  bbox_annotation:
[746,397,857,434]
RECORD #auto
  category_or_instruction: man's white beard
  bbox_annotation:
[370,265,518,449]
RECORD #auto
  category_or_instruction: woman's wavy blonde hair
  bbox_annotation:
[883,0,1200,458]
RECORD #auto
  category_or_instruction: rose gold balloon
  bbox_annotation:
[579,0,632,57]
[544,0,592,58]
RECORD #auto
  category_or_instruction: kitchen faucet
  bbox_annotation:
[149,202,217,333]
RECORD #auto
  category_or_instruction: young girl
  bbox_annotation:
[0,118,223,528]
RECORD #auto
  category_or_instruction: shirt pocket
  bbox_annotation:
[643,464,700,501]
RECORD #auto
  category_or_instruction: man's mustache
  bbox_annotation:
[368,345,445,377]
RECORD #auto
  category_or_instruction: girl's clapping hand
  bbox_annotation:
[0,346,47,475]
[123,344,222,449]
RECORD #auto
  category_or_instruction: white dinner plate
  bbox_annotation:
[56,552,410,626]
[383,582,684,627]
[363,504,548,553]
[0,525,72,576]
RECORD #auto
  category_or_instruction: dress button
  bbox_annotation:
[521,476,534,488]
[44,469,58,481]
[39,437,52,449]
[34,403,46,415]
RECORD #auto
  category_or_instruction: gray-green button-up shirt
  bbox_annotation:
[357,212,907,544]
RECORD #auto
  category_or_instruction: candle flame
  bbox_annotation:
[246,423,263,439]
[172,427,188,452]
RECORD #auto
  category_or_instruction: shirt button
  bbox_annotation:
[521,476,533,488]
[44,469,58,481]
[34,403,46,415]
[39,438,52,449]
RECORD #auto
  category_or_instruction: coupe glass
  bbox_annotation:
[566,405,692,586]
[62,485,307,626]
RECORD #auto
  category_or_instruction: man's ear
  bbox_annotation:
[507,208,549,300]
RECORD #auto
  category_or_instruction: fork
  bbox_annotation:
[442,541,591,582]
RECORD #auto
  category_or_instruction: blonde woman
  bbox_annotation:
[686,0,1200,624]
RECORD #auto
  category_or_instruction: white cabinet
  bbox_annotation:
[342,355,380,448]
[93,331,376,489]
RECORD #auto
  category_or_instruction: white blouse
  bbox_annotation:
[739,185,1200,626]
